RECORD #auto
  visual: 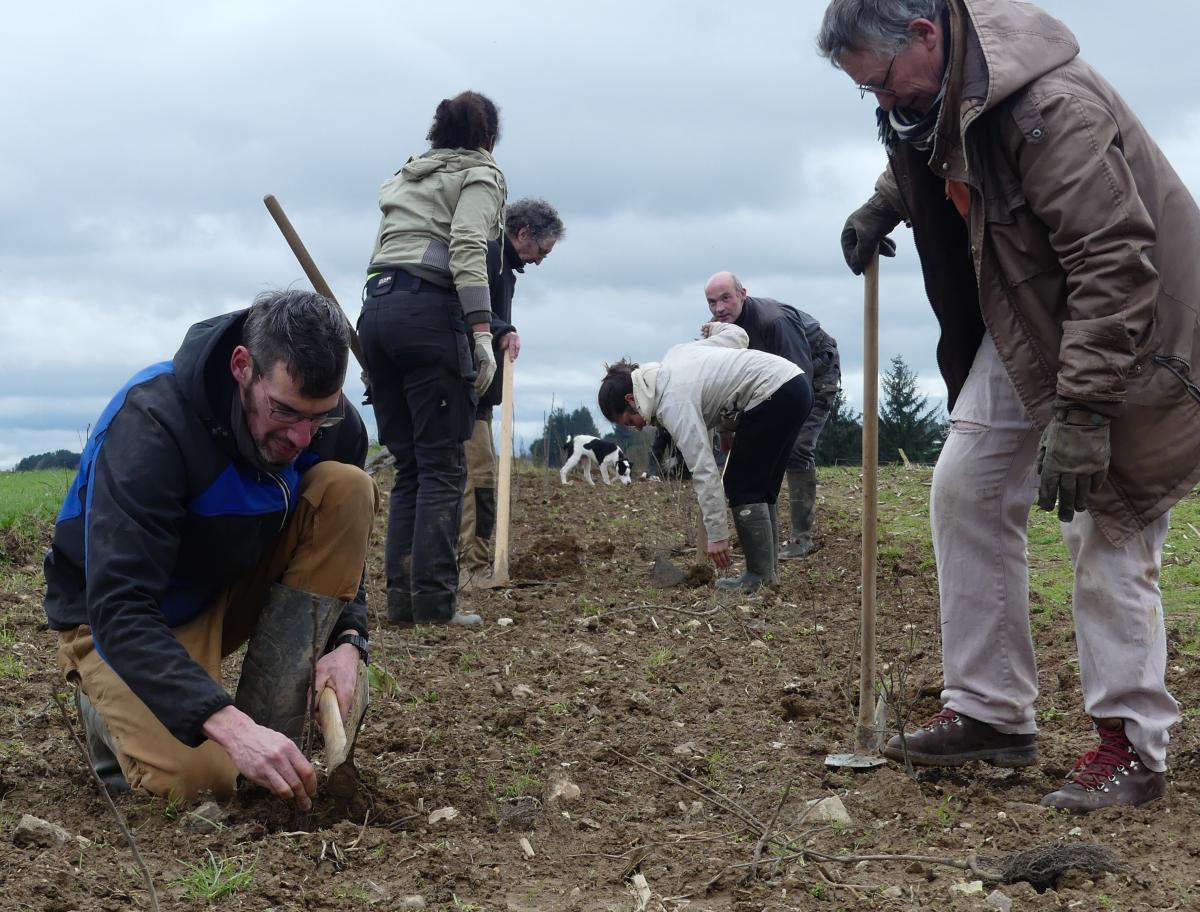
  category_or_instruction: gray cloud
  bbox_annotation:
[2,1,1199,468]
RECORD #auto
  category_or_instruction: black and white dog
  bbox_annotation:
[560,435,633,486]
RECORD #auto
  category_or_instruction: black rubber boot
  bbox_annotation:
[767,501,780,581]
[234,583,344,744]
[75,690,129,793]
[717,503,776,592]
[781,468,817,560]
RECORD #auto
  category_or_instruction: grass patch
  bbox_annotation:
[175,849,255,903]
[0,655,29,680]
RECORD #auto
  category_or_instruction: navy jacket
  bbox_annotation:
[735,297,840,408]
[43,309,369,747]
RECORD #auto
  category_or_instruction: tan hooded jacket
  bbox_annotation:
[863,0,1200,546]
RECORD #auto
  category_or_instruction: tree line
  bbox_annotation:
[527,355,947,470]
[12,450,81,472]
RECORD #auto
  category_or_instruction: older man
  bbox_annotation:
[457,198,565,593]
[45,291,376,807]
[704,272,841,559]
[819,0,1200,810]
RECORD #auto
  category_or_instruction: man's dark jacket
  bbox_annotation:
[43,309,369,747]
[735,297,840,407]
[479,233,521,412]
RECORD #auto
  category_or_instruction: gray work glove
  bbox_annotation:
[473,331,497,394]
[1036,403,1111,522]
[841,199,899,275]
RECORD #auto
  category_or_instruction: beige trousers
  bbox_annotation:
[459,417,497,576]
[58,461,379,800]
[931,336,1177,770]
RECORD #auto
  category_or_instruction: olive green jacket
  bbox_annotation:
[369,148,507,325]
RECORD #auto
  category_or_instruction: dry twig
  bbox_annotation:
[52,689,160,912]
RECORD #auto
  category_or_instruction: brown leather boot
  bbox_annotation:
[1040,720,1166,812]
[883,707,1038,767]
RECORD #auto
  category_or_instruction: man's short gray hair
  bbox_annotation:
[817,0,945,66]
[505,198,565,243]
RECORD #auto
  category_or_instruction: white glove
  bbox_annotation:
[473,331,497,394]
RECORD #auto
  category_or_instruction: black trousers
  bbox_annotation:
[723,374,813,506]
[358,271,475,620]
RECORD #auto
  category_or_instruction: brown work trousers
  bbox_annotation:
[458,416,497,577]
[57,461,379,801]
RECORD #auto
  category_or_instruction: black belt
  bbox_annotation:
[365,269,451,296]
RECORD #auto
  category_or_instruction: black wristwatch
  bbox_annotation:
[338,633,370,665]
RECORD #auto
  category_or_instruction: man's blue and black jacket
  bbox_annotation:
[43,309,370,747]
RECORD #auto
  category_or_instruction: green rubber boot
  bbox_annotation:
[717,503,776,592]
[780,469,817,560]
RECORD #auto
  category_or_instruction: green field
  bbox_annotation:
[0,469,73,534]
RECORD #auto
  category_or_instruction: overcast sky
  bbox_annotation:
[3,1,1199,467]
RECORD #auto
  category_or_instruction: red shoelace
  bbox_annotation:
[1068,727,1137,790]
[920,707,961,729]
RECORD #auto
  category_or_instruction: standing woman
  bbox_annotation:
[359,91,506,626]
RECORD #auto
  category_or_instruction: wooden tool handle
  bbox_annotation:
[492,350,515,586]
[317,687,347,762]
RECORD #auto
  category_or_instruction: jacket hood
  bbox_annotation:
[961,0,1079,115]
[398,148,502,183]
[172,309,247,427]
[630,363,661,423]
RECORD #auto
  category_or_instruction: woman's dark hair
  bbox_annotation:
[427,91,501,151]
[598,360,638,422]
[243,289,351,398]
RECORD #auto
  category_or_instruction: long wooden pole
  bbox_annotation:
[855,254,881,751]
[262,194,366,374]
[491,351,516,586]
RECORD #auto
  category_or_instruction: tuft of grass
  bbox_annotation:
[498,772,540,799]
[175,849,255,903]
[367,662,402,700]
[703,749,726,786]
[0,655,29,680]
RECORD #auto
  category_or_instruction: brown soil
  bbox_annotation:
[2,466,1198,911]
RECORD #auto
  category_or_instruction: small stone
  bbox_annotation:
[1068,826,1084,837]
[185,801,227,831]
[649,557,687,588]
[13,814,90,849]
[783,680,806,693]
[579,817,602,830]
[519,836,535,858]
[770,741,785,750]
[497,617,514,627]
[950,881,985,896]
[573,643,599,657]
[575,616,600,630]
[546,778,581,802]
[399,896,426,911]
[511,684,534,699]
[492,680,505,696]
[684,619,702,630]
[747,639,768,650]
[984,889,1014,912]
[428,806,459,825]
[803,796,852,826]
[905,861,926,875]
[362,880,389,902]
[882,886,903,899]
[673,741,700,756]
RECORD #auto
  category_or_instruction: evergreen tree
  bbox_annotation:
[528,405,600,468]
[814,389,863,466]
[878,355,946,464]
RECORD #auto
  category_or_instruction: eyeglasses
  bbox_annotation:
[534,238,553,259]
[267,395,344,428]
[857,54,897,99]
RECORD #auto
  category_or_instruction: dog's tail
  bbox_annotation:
[562,435,573,453]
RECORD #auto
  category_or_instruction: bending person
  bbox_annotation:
[360,91,507,626]
[598,323,812,591]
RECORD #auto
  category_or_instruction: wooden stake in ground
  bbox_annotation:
[856,253,881,753]
[262,194,367,375]
[826,252,886,770]
[490,351,516,586]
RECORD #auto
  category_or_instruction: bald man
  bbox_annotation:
[704,272,841,558]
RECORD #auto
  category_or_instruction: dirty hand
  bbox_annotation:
[313,643,361,720]
[841,199,899,275]
[1036,404,1111,522]
[700,322,714,338]
[708,539,732,569]
[473,331,497,394]
[201,705,317,810]
[499,331,521,361]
